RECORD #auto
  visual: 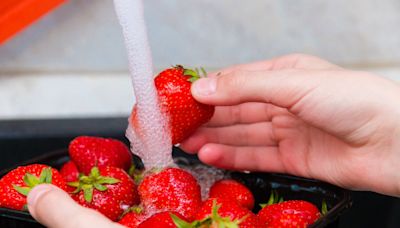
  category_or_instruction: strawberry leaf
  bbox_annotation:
[209,199,241,227]
[90,167,100,178]
[183,69,198,77]
[13,185,31,196]
[171,213,194,228]
[128,164,136,177]
[321,200,328,215]
[39,167,52,183]
[82,185,94,203]
[267,190,275,205]
[24,173,39,187]
[97,177,120,185]
[67,181,80,187]
[184,68,202,82]
[94,183,107,191]
[80,176,91,184]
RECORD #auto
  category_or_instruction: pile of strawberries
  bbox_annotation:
[0,136,322,227]
[0,66,323,227]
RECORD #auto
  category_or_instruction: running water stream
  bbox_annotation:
[113,0,173,169]
[113,1,228,196]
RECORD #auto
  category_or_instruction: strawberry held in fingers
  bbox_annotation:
[209,179,255,210]
[69,136,133,174]
[0,164,66,211]
[69,166,138,221]
[138,167,202,220]
[257,200,321,227]
[131,65,215,145]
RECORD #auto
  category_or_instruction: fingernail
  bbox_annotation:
[27,184,53,206]
[192,78,216,96]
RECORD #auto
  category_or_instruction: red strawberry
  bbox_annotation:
[138,167,202,220]
[60,161,80,192]
[118,206,147,228]
[60,161,79,182]
[257,200,321,227]
[138,211,187,228]
[69,166,138,221]
[0,164,66,210]
[209,179,255,210]
[268,213,310,227]
[187,198,262,228]
[130,65,215,145]
[69,136,133,174]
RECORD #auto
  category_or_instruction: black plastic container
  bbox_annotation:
[0,149,352,228]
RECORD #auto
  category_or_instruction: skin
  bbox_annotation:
[27,54,400,228]
[181,54,400,197]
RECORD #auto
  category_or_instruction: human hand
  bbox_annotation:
[27,184,123,228]
[181,54,400,197]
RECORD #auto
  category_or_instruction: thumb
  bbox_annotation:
[191,69,321,109]
[27,184,123,228]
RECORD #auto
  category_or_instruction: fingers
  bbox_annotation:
[192,68,322,109]
[180,122,277,153]
[205,103,288,127]
[197,144,285,173]
[27,184,122,228]
[209,54,340,76]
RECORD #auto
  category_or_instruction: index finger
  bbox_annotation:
[209,54,340,76]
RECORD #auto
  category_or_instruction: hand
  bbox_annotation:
[180,54,400,196]
[27,184,122,228]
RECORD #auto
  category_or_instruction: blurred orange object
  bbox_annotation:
[0,0,65,45]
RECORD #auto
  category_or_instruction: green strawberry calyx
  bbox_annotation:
[260,189,283,208]
[172,199,245,228]
[178,65,207,83]
[321,199,328,216]
[68,166,120,203]
[13,167,53,196]
[128,164,144,185]
[120,205,144,220]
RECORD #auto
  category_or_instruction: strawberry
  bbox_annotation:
[130,65,215,145]
[60,161,80,192]
[209,179,255,210]
[138,211,187,228]
[118,206,147,228]
[175,198,262,228]
[268,213,310,227]
[60,161,79,182]
[0,164,66,210]
[257,200,321,227]
[69,136,133,174]
[138,167,202,220]
[69,166,138,221]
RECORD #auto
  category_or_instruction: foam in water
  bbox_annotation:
[113,0,173,169]
[175,157,229,199]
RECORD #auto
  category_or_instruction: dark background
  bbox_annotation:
[1,118,399,228]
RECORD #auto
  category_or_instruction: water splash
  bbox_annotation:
[175,157,229,199]
[113,0,173,169]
